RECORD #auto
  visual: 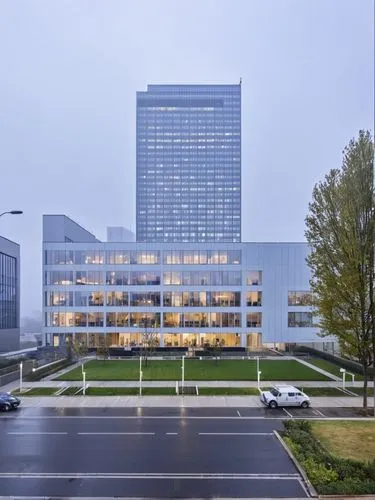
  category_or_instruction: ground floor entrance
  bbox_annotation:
[48,331,264,350]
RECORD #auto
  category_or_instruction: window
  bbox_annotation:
[46,271,74,285]
[247,291,262,306]
[106,271,129,285]
[288,291,313,306]
[247,271,262,285]
[0,252,17,329]
[106,292,128,306]
[47,291,73,307]
[131,271,160,285]
[107,251,130,264]
[130,292,160,306]
[45,250,74,265]
[246,312,262,327]
[75,250,105,264]
[130,313,160,327]
[88,312,104,327]
[163,272,181,285]
[210,292,240,307]
[288,312,313,327]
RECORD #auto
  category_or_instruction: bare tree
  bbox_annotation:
[140,317,159,367]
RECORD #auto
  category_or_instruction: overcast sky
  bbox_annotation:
[0,0,373,318]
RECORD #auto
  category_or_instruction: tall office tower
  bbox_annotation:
[136,84,241,242]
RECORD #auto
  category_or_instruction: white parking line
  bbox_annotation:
[282,408,293,418]
[313,408,325,417]
[237,410,241,417]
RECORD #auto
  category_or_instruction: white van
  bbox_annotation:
[260,385,310,409]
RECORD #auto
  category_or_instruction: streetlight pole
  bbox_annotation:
[340,368,346,391]
[19,362,23,393]
[139,354,142,396]
[181,355,185,395]
[82,371,86,396]
[257,370,262,390]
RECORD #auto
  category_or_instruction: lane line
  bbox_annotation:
[237,410,241,417]
[76,432,155,436]
[282,408,293,418]
[165,432,178,435]
[198,432,273,436]
[6,432,67,435]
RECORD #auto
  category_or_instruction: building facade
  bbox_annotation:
[0,235,20,352]
[42,215,326,349]
[136,84,241,243]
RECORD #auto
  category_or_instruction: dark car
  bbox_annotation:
[0,392,21,412]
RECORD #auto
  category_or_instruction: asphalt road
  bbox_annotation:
[0,407,314,499]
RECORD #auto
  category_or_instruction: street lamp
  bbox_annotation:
[139,354,143,396]
[0,210,23,218]
[257,370,262,390]
[340,368,346,390]
[181,355,185,395]
[19,362,23,393]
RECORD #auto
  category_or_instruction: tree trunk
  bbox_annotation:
[363,364,368,409]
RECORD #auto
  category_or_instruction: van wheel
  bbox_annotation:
[301,401,309,409]
[269,400,278,409]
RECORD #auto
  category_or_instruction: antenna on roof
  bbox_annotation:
[239,77,242,85]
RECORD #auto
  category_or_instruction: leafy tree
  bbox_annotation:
[305,130,374,409]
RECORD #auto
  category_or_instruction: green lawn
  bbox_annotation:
[297,387,350,397]
[85,387,175,396]
[198,387,260,396]
[56,359,330,381]
[307,358,364,381]
[348,387,374,397]
[311,421,375,462]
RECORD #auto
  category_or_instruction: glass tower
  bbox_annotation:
[136,84,241,242]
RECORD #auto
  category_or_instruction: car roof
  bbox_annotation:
[274,385,299,391]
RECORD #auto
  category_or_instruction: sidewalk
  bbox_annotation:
[1,379,367,393]
[12,395,375,408]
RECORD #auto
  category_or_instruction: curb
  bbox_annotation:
[273,430,318,498]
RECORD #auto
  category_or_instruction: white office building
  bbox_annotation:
[42,215,326,350]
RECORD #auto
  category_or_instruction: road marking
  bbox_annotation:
[7,432,67,435]
[0,472,301,480]
[198,432,273,436]
[237,410,241,417]
[77,432,155,436]
[165,432,178,435]
[313,408,325,417]
[282,408,293,418]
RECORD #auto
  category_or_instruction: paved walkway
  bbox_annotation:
[12,395,375,408]
[1,379,367,393]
